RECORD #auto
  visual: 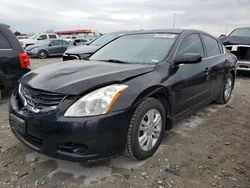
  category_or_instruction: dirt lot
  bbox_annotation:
[0,58,249,188]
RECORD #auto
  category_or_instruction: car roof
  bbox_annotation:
[107,29,214,35]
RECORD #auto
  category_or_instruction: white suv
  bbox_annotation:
[19,33,58,48]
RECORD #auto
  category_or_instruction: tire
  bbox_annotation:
[215,73,233,104]
[126,97,166,160]
[38,50,48,59]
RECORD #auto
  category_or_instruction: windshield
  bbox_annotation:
[89,33,178,64]
[230,28,250,37]
[90,34,118,46]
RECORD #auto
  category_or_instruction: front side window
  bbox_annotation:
[202,35,220,57]
[177,34,204,57]
[50,40,61,46]
[38,35,48,40]
[90,33,178,64]
[0,33,11,49]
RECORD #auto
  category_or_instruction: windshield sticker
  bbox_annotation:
[231,46,238,51]
[153,34,176,38]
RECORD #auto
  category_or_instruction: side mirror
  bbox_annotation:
[37,37,42,40]
[174,53,202,65]
[48,43,52,46]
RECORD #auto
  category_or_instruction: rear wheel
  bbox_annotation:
[126,98,166,160]
[38,50,48,59]
[215,73,233,104]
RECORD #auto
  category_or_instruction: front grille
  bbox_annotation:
[226,46,250,61]
[18,84,66,113]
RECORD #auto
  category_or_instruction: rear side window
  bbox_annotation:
[217,42,224,54]
[50,40,62,46]
[0,32,11,49]
[49,34,57,39]
[177,34,204,57]
[62,41,69,45]
[202,35,221,57]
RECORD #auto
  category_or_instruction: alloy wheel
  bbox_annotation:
[138,109,162,151]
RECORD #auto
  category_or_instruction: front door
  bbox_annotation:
[172,33,210,115]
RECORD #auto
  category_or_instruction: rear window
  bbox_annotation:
[0,32,11,49]
[49,34,57,39]
[202,35,221,57]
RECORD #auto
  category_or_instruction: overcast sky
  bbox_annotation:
[1,0,249,36]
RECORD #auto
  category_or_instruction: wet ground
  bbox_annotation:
[0,58,249,188]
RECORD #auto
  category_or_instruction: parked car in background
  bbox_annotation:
[73,38,88,46]
[25,39,70,59]
[219,27,250,71]
[62,31,135,61]
[64,36,77,42]
[9,29,236,161]
[0,23,30,99]
[19,33,58,48]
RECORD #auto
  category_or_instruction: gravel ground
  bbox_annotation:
[0,58,249,188]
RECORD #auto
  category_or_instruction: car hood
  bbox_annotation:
[65,45,100,55]
[19,60,155,95]
[224,36,250,45]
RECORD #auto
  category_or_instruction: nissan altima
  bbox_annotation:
[9,29,237,161]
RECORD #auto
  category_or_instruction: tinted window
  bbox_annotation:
[49,34,57,39]
[202,35,220,57]
[50,40,61,46]
[0,33,11,49]
[177,34,204,57]
[90,33,178,64]
[39,35,48,40]
[217,41,224,54]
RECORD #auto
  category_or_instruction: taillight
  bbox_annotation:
[18,52,31,70]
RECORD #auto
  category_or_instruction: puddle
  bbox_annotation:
[26,151,145,185]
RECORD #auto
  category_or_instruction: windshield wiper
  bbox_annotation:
[98,59,131,64]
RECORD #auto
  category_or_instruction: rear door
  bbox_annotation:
[201,34,227,98]
[172,33,210,115]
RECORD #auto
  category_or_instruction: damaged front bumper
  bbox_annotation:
[225,45,250,71]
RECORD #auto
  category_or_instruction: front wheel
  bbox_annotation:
[215,73,233,104]
[126,98,166,160]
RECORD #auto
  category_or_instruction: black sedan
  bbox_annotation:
[9,29,236,161]
[25,39,70,59]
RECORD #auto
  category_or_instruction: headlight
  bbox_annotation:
[64,84,128,117]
